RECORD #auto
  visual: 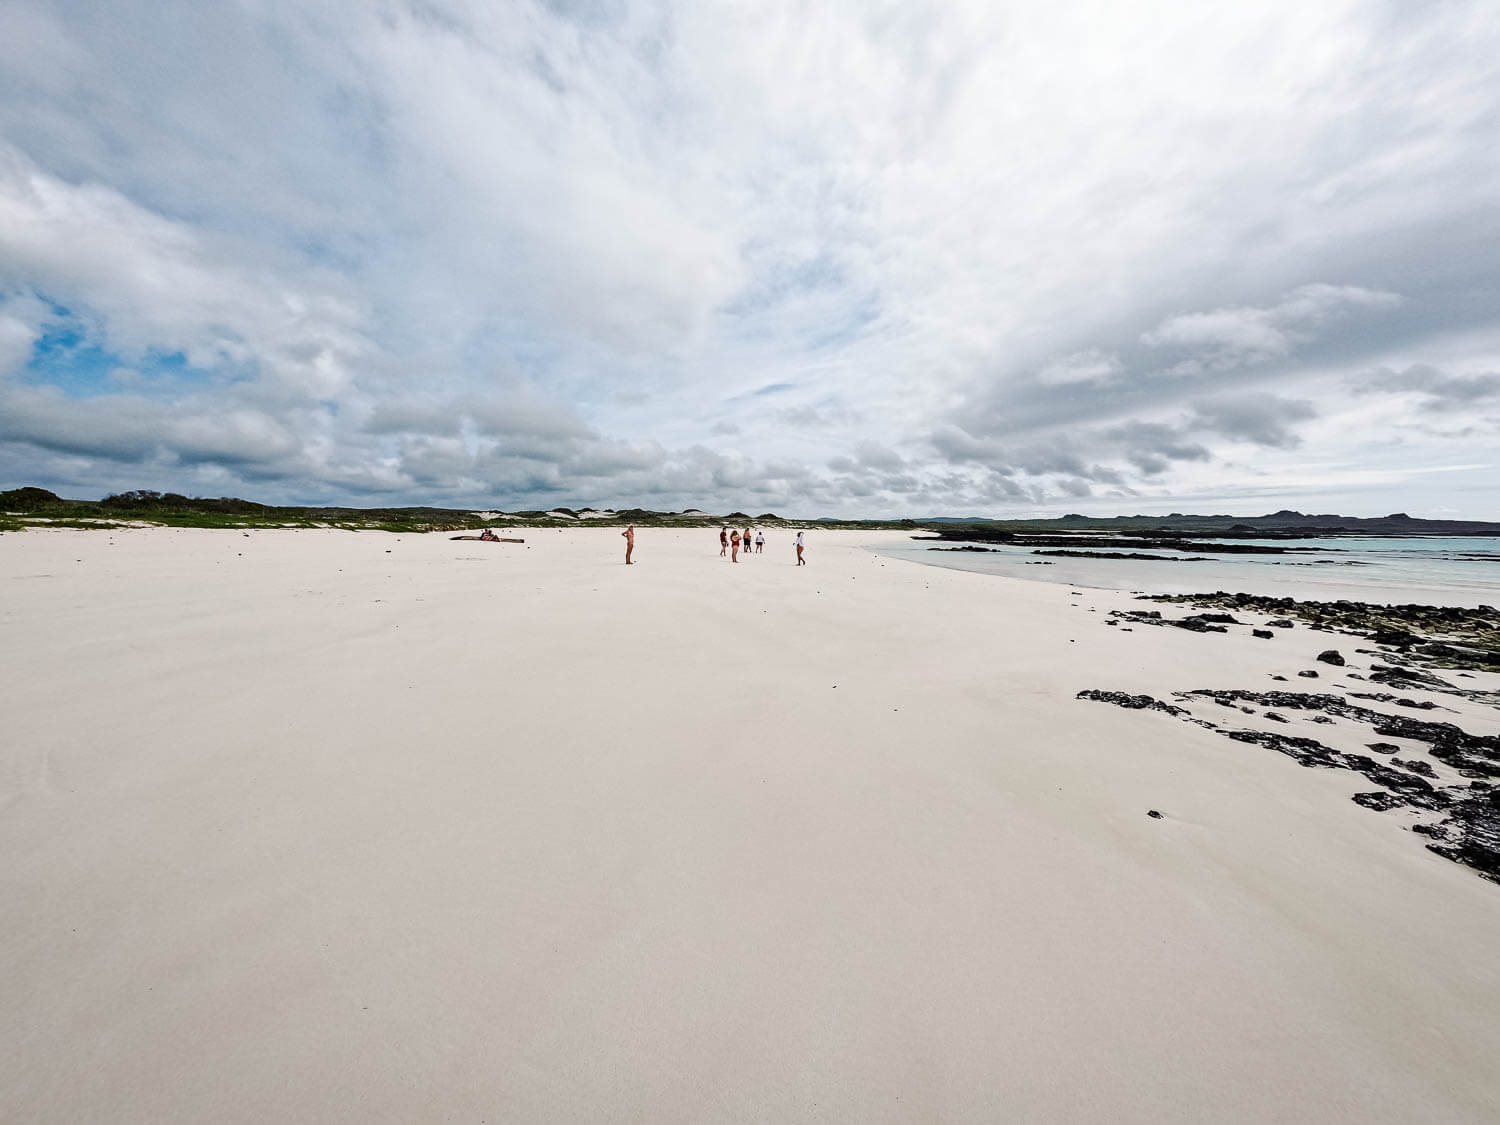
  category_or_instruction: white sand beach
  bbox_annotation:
[2,526,1498,1122]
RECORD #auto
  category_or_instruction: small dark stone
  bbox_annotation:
[1270,675,1288,681]
[1366,742,1400,754]
[1316,650,1346,666]
[1266,618,1295,628]
[1265,712,1289,723]
[1252,629,1274,639]
[1297,670,1319,678]
[1147,810,1163,819]
[1311,715,1335,724]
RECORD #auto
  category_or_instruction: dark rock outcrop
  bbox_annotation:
[1074,690,1187,716]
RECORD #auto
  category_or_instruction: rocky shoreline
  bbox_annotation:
[1079,591,1500,885]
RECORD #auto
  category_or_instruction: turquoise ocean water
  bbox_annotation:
[871,535,1500,608]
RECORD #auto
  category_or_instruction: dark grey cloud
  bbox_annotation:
[1189,394,1317,449]
[1356,364,1500,412]
[1101,421,1211,476]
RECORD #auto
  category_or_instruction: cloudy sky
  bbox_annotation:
[2,1,1498,517]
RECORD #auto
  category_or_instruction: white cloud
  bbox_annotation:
[1035,350,1123,386]
[1141,284,1401,370]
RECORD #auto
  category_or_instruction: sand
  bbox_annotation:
[2,525,1498,1122]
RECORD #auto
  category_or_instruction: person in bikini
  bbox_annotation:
[621,525,634,564]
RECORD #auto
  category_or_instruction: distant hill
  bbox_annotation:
[919,510,1500,539]
[3,487,1496,537]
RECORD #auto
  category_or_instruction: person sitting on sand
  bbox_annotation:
[622,524,635,565]
[479,528,498,541]
[720,527,728,556]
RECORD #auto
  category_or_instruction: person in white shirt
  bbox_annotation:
[794,530,806,566]
[755,532,764,553]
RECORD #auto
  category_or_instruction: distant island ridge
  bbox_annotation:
[3,487,1499,537]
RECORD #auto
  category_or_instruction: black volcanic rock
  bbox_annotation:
[1074,690,1187,716]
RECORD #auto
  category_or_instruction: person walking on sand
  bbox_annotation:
[622,525,635,564]
[730,528,741,562]
[742,528,752,559]
[755,531,764,554]
[720,526,728,556]
[795,530,806,565]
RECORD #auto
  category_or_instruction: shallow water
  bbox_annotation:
[871,535,1500,607]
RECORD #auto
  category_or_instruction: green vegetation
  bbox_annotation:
[3,487,1495,539]
[0,487,912,535]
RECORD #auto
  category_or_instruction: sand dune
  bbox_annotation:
[2,526,1497,1121]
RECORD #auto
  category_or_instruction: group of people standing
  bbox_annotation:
[718,526,805,565]
[618,523,805,565]
[720,525,762,561]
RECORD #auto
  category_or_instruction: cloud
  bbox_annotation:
[1034,349,1123,386]
[1,2,1498,517]
[1102,421,1211,476]
[1141,284,1401,371]
[1190,393,1318,448]
[1356,364,1500,411]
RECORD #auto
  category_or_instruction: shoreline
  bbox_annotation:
[874,533,1500,609]
[3,526,1498,1121]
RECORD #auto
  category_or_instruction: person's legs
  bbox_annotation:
[625,544,633,564]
